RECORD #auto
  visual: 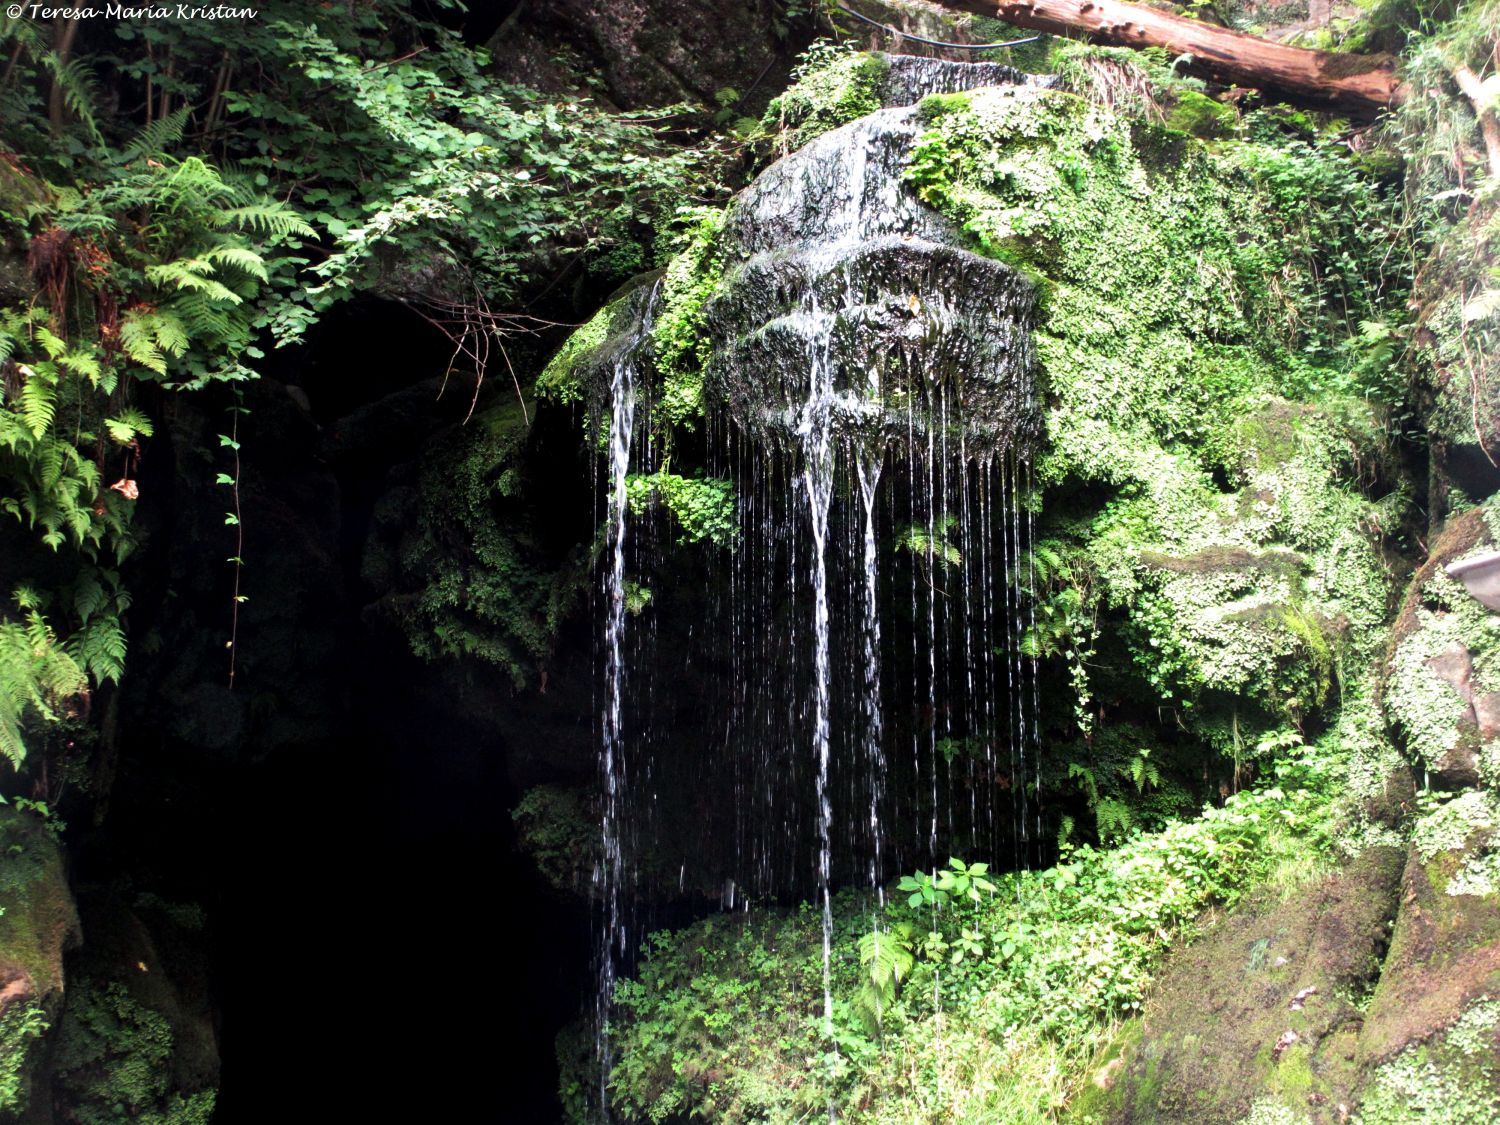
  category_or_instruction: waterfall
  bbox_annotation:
[577,58,1048,1110]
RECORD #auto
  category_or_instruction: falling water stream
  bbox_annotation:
[796,313,838,1039]
[596,285,659,1114]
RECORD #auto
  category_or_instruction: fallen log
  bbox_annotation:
[928,0,1405,114]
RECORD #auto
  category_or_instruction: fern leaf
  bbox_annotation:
[216,205,316,239]
[103,408,153,445]
[147,260,244,304]
[33,327,67,359]
[66,616,126,684]
[152,312,189,357]
[18,369,58,438]
[119,311,167,374]
[59,349,102,385]
[118,106,191,163]
[204,245,270,281]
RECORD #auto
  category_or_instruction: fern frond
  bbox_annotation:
[40,55,105,146]
[104,408,153,445]
[146,259,244,304]
[118,106,192,164]
[66,616,126,684]
[58,349,102,386]
[216,204,317,239]
[34,327,67,359]
[18,369,58,438]
[152,311,189,356]
[119,311,167,374]
[72,573,107,623]
[203,245,270,281]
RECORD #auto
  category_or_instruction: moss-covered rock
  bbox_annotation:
[0,809,78,1120]
[1353,993,1500,1125]
[763,45,891,151]
[1383,502,1500,788]
[41,890,219,1125]
[1359,797,1500,1070]
[1069,845,1404,1125]
[594,69,1421,1121]
[909,85,1402,758]
[1075,788,1500,1125]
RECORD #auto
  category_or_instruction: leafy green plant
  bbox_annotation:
[896,868,948,909]
[1021,540,1099,735]
[625,472,737,546]
[763,41,889,150]
[0,1000,48,1114]
[897,515,963,570]
[934,857,998,904]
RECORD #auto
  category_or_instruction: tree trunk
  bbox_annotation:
[929,0,1404,114]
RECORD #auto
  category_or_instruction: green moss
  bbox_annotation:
[0,808,77,1119]
[1165,90,1239,139]
[1385,567,1500,773]
[907,86,1399,749]
[1240,1097,1313,1125]
[762,44,889,150]
[536,303,612,405]
[1411,790,1497,864]
[649,206,726,433]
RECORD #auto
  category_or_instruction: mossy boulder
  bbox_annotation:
[0,809,79,1120]
[1071,792,1500,1125]
[908,84,1403,758]
[1383,503,1500,788]
[1069,845,1404,1125]
[1352,993,1500,1124]
[1359,793,1500,1069]
[39,890,219,1125]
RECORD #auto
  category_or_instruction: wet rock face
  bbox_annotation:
[727,108,947,253]
[708,82,1038,455]
[876,54,1038,104]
